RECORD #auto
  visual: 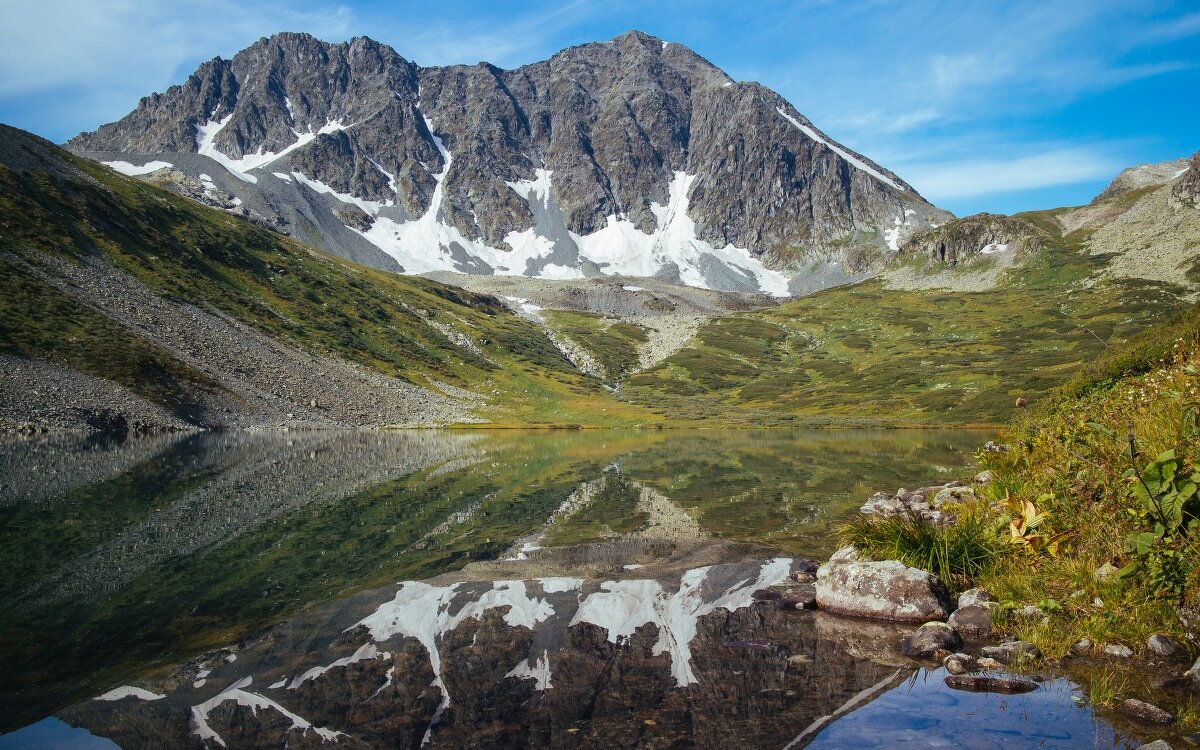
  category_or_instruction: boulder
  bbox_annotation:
[901,621,963,660]
[981,640,1041,664]
[957,588,996,609]
[1118,698,1175,724]
[944,675,1038,694]
[816,560,951,623]
[1184,655,1200,684]
[947,604,993,638]
[1147,635,1185,660]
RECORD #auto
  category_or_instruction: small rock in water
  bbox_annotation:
[947,604,993,638]
[957,588,996,609]
[751,588,782,601]
[981,640,1041,664]
[901,621,963,660]
[943,653,978,675]
[944,675,1038,694]
[778,584,817,610]
[1104,644,1134,658]
[1118,698,1175,725]
[1134,740,1174,750]
[976,657,1002,670]
[1147,635,1185,660]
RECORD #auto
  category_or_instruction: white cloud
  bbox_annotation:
[901,148,1124,201]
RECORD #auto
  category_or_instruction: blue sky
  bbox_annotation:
[0,0,1196,216]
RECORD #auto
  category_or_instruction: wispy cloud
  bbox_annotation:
[902,147,1124,202]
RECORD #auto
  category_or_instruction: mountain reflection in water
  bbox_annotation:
[2,427,1003,744]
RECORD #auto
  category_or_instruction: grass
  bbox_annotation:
[970,301,1200,666]
[838,506,1007,592]
[542,310,649,382]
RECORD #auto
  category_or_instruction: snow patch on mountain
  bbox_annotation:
[776,107,904,191]
[104,160,173,176]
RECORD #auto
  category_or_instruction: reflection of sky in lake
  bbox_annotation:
[805,667,1130,749]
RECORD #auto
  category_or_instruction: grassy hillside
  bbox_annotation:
[0,127,658,428]
[623,232,1190,426]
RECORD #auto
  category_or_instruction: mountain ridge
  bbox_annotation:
[68,30,951,295]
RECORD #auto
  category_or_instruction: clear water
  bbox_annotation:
[0,428,1146,748]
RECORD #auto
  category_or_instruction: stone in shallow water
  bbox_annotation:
[902,622,963,660]
[943,653,978,675]
[1118,698,1175,725]
[944,674,1038,694]
[778,584,817,610]
[816,560,951,623]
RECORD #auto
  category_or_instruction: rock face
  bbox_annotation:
[899,213,1047,267]
[68,30,950,295]
[1171,150,1200,209]
[815,560,951,623]
[1099,156,1191,202]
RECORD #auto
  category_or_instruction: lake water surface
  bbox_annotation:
[0,429,1149,748]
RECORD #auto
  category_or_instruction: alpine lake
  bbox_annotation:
[0,428,1157,748]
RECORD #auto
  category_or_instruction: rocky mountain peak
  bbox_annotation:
[68,31,951,295]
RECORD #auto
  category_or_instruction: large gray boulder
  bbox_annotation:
[815,560,951,623]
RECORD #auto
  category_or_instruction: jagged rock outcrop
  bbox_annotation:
[69,30,951,294]
[1170,150,1200,209]
[900,213,1047,267]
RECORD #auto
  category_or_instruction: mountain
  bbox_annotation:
[0,124,670,433]
[67,31,950,296]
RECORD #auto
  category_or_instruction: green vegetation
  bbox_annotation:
[542,310,649,381]
[838,508,1005,591]
[625,257,1183,425]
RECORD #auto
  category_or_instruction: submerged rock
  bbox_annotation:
[778,584,817,610]
[815,560,951,623]
[1118,698,1175,725]
[901,622,963,660]
[944,674,1038,694]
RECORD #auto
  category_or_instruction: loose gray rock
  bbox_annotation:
[1070,638,1093,656]
[947,604,993,638]
[1093,562,1119,583]
[981,640,1042,664]
[1104,644,1134,658]
[973,470,993,484]
[1118,698,1175,724]
[901,621,963,660]
[815,560,951,623]
[827,545,866,564]
[944,675,1038,694]
[943,652,978,675]
[957,588,996,609]
[1147,635,1185,660]
[1184,655,1200,683]
[1135,741,1173,750]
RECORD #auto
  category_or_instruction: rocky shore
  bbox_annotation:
[744,472,1200,749]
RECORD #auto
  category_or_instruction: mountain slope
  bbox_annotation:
[0,125,658,432]
[68,31,950,295]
